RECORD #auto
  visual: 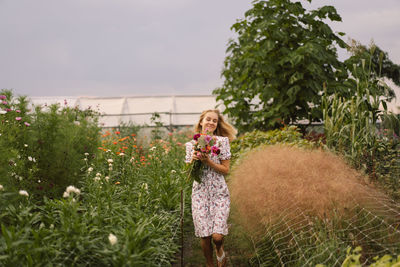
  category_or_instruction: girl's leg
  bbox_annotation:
[212,233,226,266]
[200,236,214,267]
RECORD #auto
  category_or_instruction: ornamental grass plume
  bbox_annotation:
[229,145,388,233]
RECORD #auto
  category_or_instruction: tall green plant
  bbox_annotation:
[322,46,399,178]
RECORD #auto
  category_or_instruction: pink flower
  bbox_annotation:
[24,122,30,126]
[193,133,201,141]
[1,101,7,105]
[211,146,220,156]
[0,95,6,100]
[15,117,22,121]
[5,108,12,112]
[16,110,21,113]
[204,135,212,144]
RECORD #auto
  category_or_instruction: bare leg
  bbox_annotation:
[201,236,214,267]
[212,233,226,267]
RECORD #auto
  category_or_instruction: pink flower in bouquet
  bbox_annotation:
[204,135,212,144]
[2,101,7,105]
[15,117,22,121]
[211,145,220,156]
[24,122,31,126]
[0,95,6,100]
[193,133,201,141]
[5,108,12,112]
[16,110,21,113]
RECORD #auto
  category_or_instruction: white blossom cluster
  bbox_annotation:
[108,233,117,245]
[63,185,81,198]
[19,190,29,197]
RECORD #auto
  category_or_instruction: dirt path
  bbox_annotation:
[173,220,254,266]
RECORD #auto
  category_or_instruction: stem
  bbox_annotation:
[180,188,184,266]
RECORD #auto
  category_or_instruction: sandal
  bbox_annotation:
[216,249,226,267]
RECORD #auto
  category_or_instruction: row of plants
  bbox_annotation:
[322,46,400,198]
[0,90,194,266]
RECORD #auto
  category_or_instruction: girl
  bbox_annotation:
[185,109,236,267]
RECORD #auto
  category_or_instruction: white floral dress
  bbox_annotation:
[185,136,231,237]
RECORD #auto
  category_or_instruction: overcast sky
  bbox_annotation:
[1,0,400,97]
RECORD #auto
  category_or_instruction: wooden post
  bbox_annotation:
[180,188,184,266]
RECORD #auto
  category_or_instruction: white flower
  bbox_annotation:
[105,176,110,182]
[107,159,113,163]
[130,157,135,162]
[84,152,89,156]
[171,170,176,174]
[39,222,45,229]
[32,157,36,162]
[119,153,125,156]
[108,233,117,245]
[63,191,70,198]
[19,190,29,197]
[142,183,148,190]
[50,224,54,229]
[0,110,6,115]
[94,177,100,182]
[38,180,41,183]
[108,167,113,171]
[96,172,101,177]
[17,155,21,159]
[88,167,93,172]
[28,156,33,161]
[24,144,28,147]
[83,158,88,161]
[150,146,156,151]
[108,163,112,167]
[0,184,3,191]
[66,185,81,195]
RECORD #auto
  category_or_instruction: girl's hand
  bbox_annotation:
[193,152,210,163]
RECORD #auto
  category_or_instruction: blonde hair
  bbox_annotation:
[194,109,237,142]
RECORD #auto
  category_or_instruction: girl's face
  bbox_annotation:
[200,112,219,134]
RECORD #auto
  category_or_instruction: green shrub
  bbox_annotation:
[0,129,190,266]
[0,89,101,200]
[230,125,318,166]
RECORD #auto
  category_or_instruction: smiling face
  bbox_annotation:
[200,111,219,134]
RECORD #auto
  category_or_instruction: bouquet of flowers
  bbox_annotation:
[186,131,221,183]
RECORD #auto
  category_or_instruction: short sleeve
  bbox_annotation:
[185,141,194,163]
[219,137,231,161]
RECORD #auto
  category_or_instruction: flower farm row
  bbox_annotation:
[0,91,193,266]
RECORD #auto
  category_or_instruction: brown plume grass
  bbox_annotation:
[228,145,389,234]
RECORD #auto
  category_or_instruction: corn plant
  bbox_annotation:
[322,47,398,177]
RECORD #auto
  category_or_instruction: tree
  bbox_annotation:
[213,0,348,132]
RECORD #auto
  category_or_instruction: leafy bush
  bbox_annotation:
[0,129,191,266]
[230,125,318,165]
[0,89,101,200]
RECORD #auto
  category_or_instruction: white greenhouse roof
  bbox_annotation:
[28,95,223,128]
